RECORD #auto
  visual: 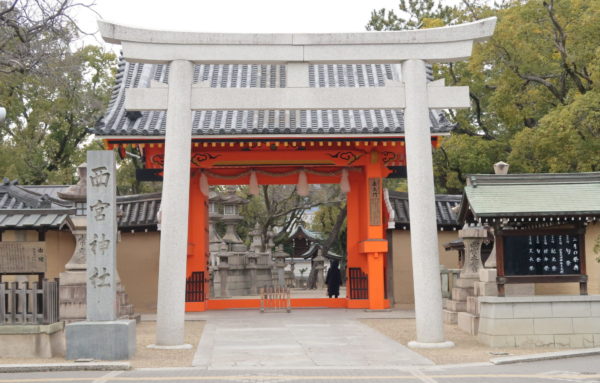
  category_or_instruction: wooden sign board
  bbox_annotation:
[503,232,582,276]
[0,242,46,274]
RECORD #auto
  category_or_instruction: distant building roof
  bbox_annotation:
[288,225,324,242]
[0,179,161,230]
[93,60,454,138]
[458,172,600,224]
[117,192,161,230]
[0,179,74,229]
[385,190,461,230]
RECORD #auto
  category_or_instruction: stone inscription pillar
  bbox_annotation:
[66,151,135,361]
[86,151,117,321]
[402,59,453,348]
[155,60,194,347]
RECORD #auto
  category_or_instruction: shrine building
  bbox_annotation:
[91,18,498,347]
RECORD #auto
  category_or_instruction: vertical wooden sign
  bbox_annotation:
[369,177,381,226]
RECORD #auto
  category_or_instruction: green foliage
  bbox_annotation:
[369,0,600,193]
[0,2,116,185]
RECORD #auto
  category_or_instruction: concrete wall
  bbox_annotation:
[535,222,600,296]
[116,231,160,313]
[45,230,75,280]
[391,229,460,308]
[0,229,74,281]
[478,295,600,348]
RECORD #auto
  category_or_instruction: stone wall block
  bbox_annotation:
[480,303,513,319]
[554,335,571,347]
[512,303,533,319]
[514,335,554,348]
[480,318,533,336]
[591,302,600,317]
[552,302,591,318]
[531,303,553,318]
[594,334,600,347]
[533,318,573,335]
[572,318,600,334]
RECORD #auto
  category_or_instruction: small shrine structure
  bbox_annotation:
[457,171,600,347]
[96,18,496,348]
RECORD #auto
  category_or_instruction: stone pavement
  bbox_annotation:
[189,308,433,369]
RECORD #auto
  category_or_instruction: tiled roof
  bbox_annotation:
[93,60,453,137]
[458,172,600,222]
[386,190,461,229]
[0,179,74,229]
[0,212,72,229]
[117,192,161,230]
[0,179,161,230]
[0,180,72,210]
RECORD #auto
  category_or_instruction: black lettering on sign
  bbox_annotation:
[504,233,581,276]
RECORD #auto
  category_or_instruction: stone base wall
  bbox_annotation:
[0,322,65,358]
[478,295,600,348]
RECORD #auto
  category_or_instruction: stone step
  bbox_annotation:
[442,298,451,310]
[443,309,458,325]
[454,277,478,289]
[479,268,497,283]
[466,296,479,316]
[445,299,467,312]
[457,312,479,336]
[474,281,498,297]
[452,286,474,302]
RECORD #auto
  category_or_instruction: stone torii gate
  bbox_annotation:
[99,18,496,348]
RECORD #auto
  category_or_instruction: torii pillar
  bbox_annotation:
[98,18,496,348]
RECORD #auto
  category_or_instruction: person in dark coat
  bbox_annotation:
[325,260,342,298]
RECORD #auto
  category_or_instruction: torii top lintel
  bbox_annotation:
[98,18,496,64]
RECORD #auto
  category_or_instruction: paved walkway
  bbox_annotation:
[190,309,433,369]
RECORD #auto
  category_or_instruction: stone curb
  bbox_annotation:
[0,362,131,373]
[490,348,600,365]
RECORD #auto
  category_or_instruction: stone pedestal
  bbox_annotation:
[273,245,288,287]
[444,226,486,331]
[314,254,325,290]
[218,254,230,298]
[66,320,135,360]
[247,253,258,295]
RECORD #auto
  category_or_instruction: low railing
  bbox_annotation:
[440,267,460,299]
[0,279,59,325]
[259,285,291,313]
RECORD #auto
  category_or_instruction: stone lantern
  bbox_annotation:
[208,190,224,266]
[272,245,289,287]
[220,186,248,252]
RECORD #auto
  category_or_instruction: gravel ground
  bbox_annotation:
[131,320,204,368]
[0,320,205,368]
[360,318,573,365]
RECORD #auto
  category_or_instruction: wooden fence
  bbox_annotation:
[259,285,291,313]
[0,279,59,325]
[348,268,368,299]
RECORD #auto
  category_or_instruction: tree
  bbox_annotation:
[0,1,116,185]
[238,184,344,252]
[368,0,600,193]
